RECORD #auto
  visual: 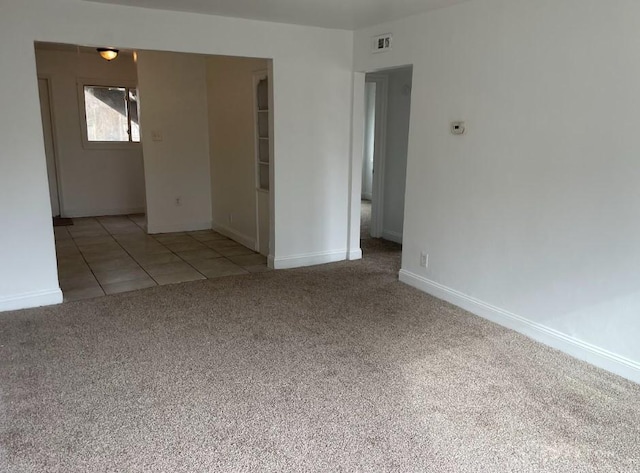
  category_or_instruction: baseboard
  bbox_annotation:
[398,269,640,384]
[147,221,212,235]
[0,288,63,313]
[62,207,145,218]
[272,249,347,270]
[212,222,256,251]
[348,248,363,261]
[382,229,403,244]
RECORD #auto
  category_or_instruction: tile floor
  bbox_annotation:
[54,214,269,302]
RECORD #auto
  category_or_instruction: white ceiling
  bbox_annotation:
[84,0,470,30]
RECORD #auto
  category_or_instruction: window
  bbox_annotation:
[81,83,140,145]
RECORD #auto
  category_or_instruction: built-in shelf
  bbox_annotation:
[255,74,270,192]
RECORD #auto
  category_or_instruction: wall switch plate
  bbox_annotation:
[420,252,429,268]
[372,33,393,53]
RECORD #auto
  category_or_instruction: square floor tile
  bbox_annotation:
[164,241,207,252]
[102,277,157,295]
[73,236,116,248]
[153,233,189,244]
[226,254,266,267]
[217,246,256,257]
[176,248,221,262]
[114,233,153,242]
[88,257,141,272]
[94,267,150,285]
[63,285,105,302]
[55,236,74,245]
[58,265,93,279]
[57,257,90,270]
[144,262,194,276]
[204,240,241,250]
[187,231,228,243]
[82,249,130,263]
[197,259,249,278]
[59,273,100,290]
[107,226,145,236]
[123,244,169,255]
[68,228,109,238]
[71,218,102,227]
[152,270,206,286]
[56,247,82,258]
[125,245,171,256]
[134,253,183,267]
[246,264,272,273]
[57,254,86,266]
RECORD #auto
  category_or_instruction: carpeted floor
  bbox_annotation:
[1,240,639,472]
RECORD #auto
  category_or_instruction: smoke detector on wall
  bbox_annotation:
[372,33,392,53]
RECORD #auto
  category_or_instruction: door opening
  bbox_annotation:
[357,66,413,253]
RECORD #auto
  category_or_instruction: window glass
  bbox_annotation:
[84,86,129,142]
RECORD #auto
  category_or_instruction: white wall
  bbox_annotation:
[379,66,412,243]
[354,0,640,382]
[0,0,353,311]
[206,55,269,248]
[34,48,146,217]
[137,51,212,234]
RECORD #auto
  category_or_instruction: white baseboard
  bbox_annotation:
[212,222,256,251]
[348,248,363,261]
[399,269,640,384]
[63,207,145,218]
[147,220,212,235]
[0,288,63,312]
[382,229,403,244]
[272,249,347,270]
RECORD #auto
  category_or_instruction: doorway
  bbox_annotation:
[35,42,274,302]
[358,66,413,250]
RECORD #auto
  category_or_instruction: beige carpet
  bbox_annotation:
[1,240,639,472]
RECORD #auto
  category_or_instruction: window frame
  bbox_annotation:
[77,78,141,150]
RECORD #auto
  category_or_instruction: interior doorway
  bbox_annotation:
[34,42,274,302]
[359,66,413,249]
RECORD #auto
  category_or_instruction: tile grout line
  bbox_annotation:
[129,220,211,281]
[97,217,160,288]
[63,221,107,297]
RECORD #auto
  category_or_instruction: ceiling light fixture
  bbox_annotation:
[97,48,119,61]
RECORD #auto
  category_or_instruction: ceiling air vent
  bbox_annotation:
[372,33,392,54]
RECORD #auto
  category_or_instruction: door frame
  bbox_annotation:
[366,73,388,239]
[37,75,64,217]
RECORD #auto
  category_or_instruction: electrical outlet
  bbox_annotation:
[420,252,429,268]
[228,213,233,223]
[175,196,182,207]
